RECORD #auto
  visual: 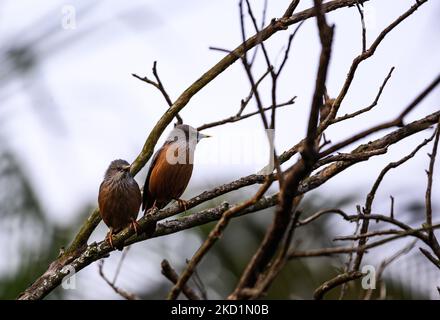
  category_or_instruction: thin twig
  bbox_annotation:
[191,263,208,300]
[339,219,360,299]
[313,271,363,300]
[316,148,387,168]
[112,246,130,284]
[297,208,349,226]
[132,61,183,124]
[98,260,139,300]
[249,0,269,65]
[276,20,305,76]
[389,196,394,219]
[197,97,296,131]
[160,260,201,300]
[425,121,440,243]
[332,66,395,124]
[238,68,272,116]
[364,240,417,300]
[334,224,440,242]
[355,1,366,53]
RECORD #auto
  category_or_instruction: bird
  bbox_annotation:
[142,124,210,232]
[98,159,141,249]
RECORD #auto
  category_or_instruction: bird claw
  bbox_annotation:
[131,218,141,235]
[143,200,158,217]
[106,231,115,249]
[176,199,189,213]
[105,229,123,251]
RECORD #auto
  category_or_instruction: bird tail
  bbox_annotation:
[142,194,157,238]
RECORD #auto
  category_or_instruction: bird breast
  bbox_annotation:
[98,175,141,231]
[148,143,194,205]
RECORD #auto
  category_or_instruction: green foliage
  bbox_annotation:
[0,145,75,299]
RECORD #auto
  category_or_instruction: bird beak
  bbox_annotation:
[122,164,131,172]
[199,133,212,139]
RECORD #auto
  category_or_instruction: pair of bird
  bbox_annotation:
[98,124,210,248]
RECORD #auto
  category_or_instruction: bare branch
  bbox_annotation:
[313,271,363,300]
[334,224,440,242]
[113,246,130,284]
[132,61,183,124]
[161,260,201,300]
[425,121,440,243]
[389,195,395,219]
[355,1,366,53]
[297,208,350,226]
[98,260,139,300]
[320,73,440,157]
[338,218,360,299]
[283,0,301,18]
[332,66,394,124]
[278,23,306,76]
[419,248,440,270]
[304,0,334,158]
[237,68,272,116]
[364,240,417,300]
[315,147,387,168]
[197,96,296,131]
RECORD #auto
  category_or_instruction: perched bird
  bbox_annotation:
[142,124,210,224]
[98,159,141,249]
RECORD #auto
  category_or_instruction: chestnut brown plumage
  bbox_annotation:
[142,124,210,233]
[98,159,141,249]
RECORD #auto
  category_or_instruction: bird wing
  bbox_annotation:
[142,142,170,212]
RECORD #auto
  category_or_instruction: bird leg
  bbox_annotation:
[106,228,115,249]
[130,218,141,235]
[143,200,157,217]
[175,198,189,213]
[105,228,124,251]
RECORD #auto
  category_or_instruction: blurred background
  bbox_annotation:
[0,0,439,299]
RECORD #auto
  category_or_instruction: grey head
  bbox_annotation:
[104,159,131,180]
[166,124,211,146]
